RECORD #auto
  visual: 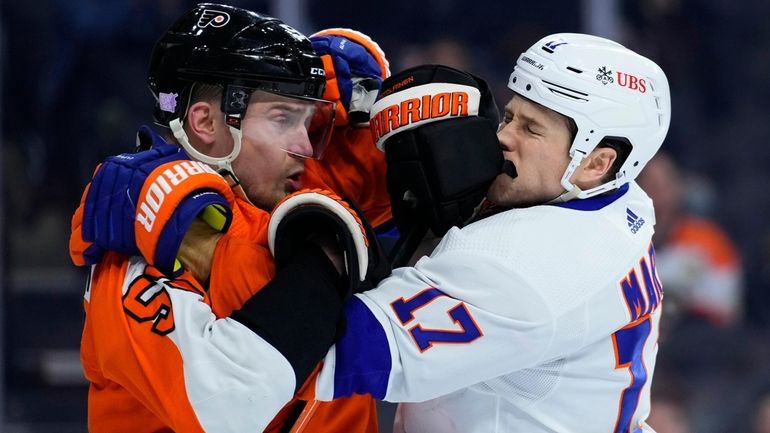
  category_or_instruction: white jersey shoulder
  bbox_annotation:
[315,182,663,433]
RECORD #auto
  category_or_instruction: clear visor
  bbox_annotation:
[235,89,335,160]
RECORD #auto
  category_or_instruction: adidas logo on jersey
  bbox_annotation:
[626,208,645,234]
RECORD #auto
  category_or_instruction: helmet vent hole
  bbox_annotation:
[542,80,589,102]
[590,130,594,133]
[512,77,517,83]
[567,66,583,74]
[634,161,639,167]
[526,84,532,91]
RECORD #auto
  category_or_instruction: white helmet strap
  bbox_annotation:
[169,117,242,172]
[547,149,585,203]
[549,147,627,203]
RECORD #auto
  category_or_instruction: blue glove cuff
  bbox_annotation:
[154,190,232,276]
[311,35,383,110]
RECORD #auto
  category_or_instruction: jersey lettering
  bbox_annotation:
[619,243,663,321]
[612,317,651,433]
[123,269,204,336]
[612,242,661,432]
[390,288,483,352]
[123,274,176,336]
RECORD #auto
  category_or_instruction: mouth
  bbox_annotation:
[286,171,304,191]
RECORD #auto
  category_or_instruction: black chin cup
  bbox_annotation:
[502,159,518,179]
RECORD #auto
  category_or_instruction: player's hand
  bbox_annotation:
[70,126,187,265]
[310,28,390,126]
[268,189,391,297]
[369,64,504,239]
[70,126,235,276]
[133,158,234,276]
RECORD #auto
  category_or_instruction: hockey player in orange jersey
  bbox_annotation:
[70,4,391,432]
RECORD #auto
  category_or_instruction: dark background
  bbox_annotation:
[2,1,770,432]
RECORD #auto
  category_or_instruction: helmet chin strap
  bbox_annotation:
[547,150,626,203]
[548,150,585,204]
[549,184,583,203]
[168,117,254,204]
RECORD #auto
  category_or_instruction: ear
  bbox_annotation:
[184,101,219,148]
[573,146,617,187]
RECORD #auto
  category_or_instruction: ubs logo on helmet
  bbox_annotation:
[596,66,614,85]
[198,9,230,28]
[616,71,647,93]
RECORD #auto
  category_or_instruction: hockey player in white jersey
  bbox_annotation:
[302,33,671,433]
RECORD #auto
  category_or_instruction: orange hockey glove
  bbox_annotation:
[134,159,235,276]
[310,28,390,126]
[303,29,393,227]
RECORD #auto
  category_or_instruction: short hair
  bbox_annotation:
[159,83,223,143]
[562,115,631,184]
[189,83,223,108]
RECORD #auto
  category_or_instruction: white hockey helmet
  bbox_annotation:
[508,33,671,199]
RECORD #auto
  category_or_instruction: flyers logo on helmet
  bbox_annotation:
[198,9,230,28]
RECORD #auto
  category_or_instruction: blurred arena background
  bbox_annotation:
[2,0,770,432]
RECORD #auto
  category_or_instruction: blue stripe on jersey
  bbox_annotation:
[333,296,392,400]
[612,317,651,433]
[551,183,629,211]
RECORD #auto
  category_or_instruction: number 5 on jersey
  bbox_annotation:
[390,288,483,352]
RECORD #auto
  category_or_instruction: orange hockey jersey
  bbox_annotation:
[303,126,391,228]
[79,196,378,432]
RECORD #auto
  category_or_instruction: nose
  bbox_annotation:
[286,127,314,158]
[496,122,517,154]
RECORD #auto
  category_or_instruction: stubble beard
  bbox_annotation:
[487,175,554,209]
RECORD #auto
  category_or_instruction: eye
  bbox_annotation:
[269,110,294,128]
[526,125,541,136]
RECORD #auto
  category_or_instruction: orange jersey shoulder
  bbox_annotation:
[303,127,392,227]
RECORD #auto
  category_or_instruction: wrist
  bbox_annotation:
[178,218,224,283]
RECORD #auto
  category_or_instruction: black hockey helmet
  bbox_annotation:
[148,3,328,128]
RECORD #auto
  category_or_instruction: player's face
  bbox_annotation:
[487,95,573,207]
[231,92,319,210]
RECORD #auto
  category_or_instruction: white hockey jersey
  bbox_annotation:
[311,182,663,433]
